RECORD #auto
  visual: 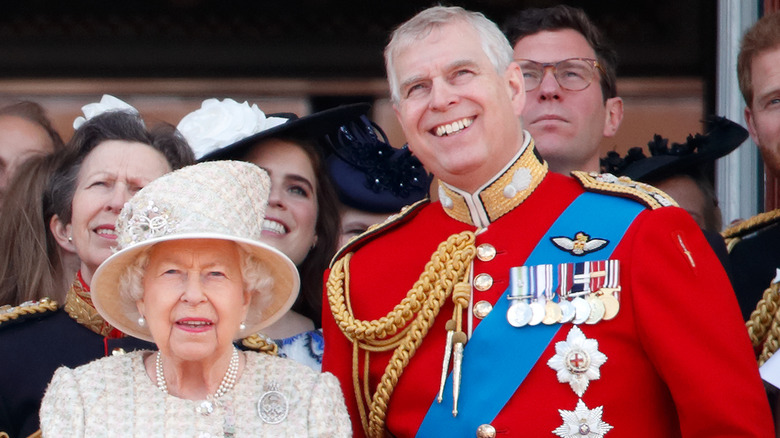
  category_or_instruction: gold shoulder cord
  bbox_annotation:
[328,231,476,437]
[747,280,780,366]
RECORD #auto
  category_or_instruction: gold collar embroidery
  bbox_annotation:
[64,275,118,337]
[438,134,547,228]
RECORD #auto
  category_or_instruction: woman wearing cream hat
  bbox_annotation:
[40,160,350,437]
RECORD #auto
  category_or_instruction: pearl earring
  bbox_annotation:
[137,316,146,327]
[239,321,246,331]
[68,235,73,243]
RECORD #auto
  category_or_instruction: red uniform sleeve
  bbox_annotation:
[625,207,773,436]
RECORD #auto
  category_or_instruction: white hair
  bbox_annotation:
[118,241,273,325]
[384,6,514,103]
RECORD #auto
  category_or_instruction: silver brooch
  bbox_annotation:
[553,399,613,438]
[195,399,215,416]
[257,382,288,424]
[547,326,607,397]
[118,199,178,247]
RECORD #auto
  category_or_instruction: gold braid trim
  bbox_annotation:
[327,231,476,437]
[0,298,57,324]
[241,333,279,356]
[572,171,677,210]
[747,280,780,366]
[63,276,116,337]
[722,209,780,252]
[438,140,547,226]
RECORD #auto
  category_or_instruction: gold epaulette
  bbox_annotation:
[240,333,279,356]
[330,198,430,267]
[722,209,780,252]
[0,298,58,328]
[571,171,677,210]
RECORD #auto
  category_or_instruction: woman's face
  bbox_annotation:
[66,140,171,284]
[138,239,250,364]
[244,139,319,266]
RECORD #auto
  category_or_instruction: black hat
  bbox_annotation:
[601,116,749,182]
[321,115,433,213]
[177,99,371,162]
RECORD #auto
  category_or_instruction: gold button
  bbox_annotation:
[474,273,493,291]
[477,244,496,262]
[473,301,493,319]
[111,348,126,356]
[476,423,496,438]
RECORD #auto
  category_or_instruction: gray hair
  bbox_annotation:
[118,241,273,324]
[384,6,514,103]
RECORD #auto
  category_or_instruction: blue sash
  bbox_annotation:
[415,192,643,437]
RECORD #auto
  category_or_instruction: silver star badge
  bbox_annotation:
[547,325,607,397]
[553,399,613,438]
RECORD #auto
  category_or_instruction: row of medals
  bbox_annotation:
[506,261,620,327]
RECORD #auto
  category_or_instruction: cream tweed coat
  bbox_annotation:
[40,350,351,437]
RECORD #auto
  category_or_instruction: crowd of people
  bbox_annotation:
[0,4,779,438]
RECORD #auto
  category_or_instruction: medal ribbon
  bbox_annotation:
[590,260,606,292]
[416,192,644,437]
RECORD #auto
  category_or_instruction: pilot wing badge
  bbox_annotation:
[551,232,608,256]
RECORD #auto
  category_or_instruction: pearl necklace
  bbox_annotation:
[155,347,240,404]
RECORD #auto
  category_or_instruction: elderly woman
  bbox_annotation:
[0,96,194,438]
[40,160,351,437]
[177,100,365,369]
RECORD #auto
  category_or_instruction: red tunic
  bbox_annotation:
[322,147,772,438]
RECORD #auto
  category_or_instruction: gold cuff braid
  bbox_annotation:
[327,231,476,437]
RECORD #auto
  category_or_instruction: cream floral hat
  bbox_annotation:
[91,160,299,342]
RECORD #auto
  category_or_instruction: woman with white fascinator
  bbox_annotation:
[40,160,351,437]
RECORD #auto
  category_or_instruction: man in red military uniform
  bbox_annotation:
[321,6,773,438]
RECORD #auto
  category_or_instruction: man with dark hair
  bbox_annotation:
[502,5,623,175]
[727,10,780,429]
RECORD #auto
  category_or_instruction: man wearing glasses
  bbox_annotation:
[503,6,623,175]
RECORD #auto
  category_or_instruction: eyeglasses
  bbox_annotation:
[516,58,604,92]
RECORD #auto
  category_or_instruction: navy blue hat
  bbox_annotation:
[601,116,749,182]
[321,115,432,213]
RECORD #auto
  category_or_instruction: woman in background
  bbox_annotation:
[319,114,431,248]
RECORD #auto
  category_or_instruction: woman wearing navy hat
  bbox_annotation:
[320,115,433,248]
